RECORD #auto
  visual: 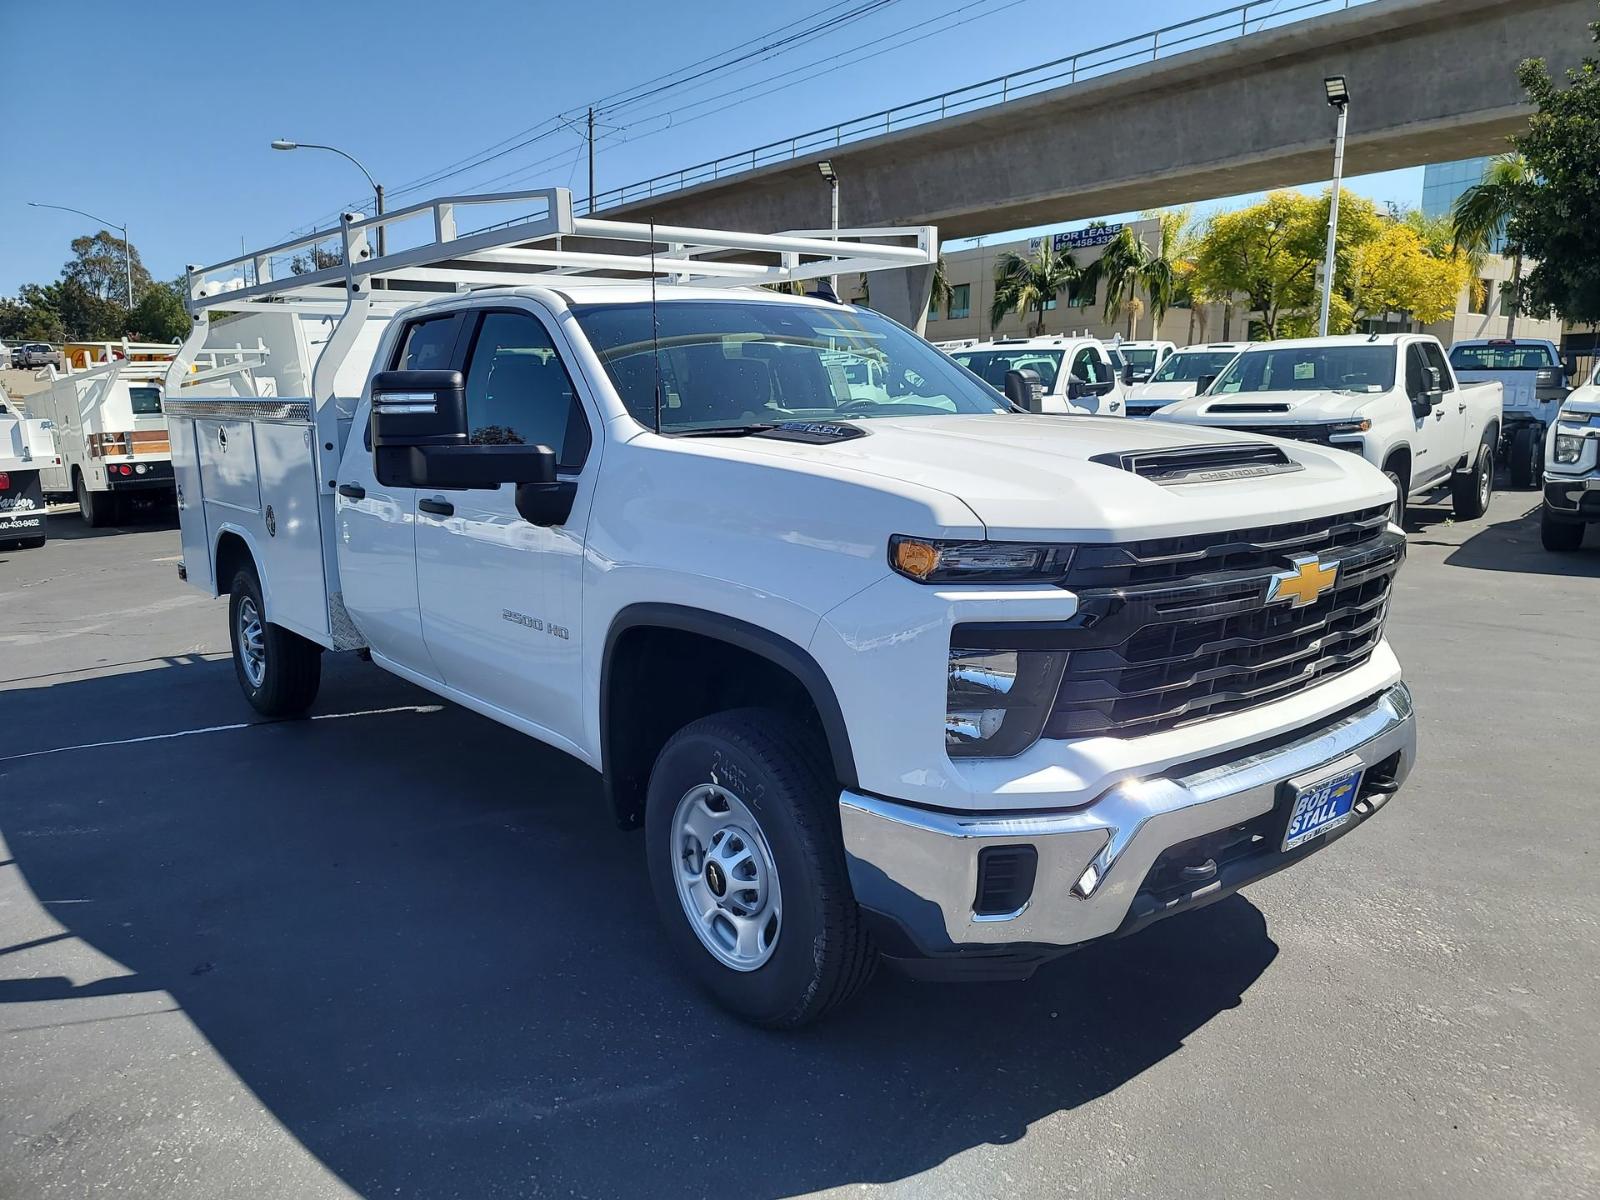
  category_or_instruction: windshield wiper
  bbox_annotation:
[669,423,780,438]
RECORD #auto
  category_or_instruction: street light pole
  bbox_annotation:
[272,140,386,256]
[1318,76,1351,338]
[819,161,840,297]
[28,201,134,307]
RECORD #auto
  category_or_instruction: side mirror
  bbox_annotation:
[1122,364,1136,386]
[1065,372,1086,402]
[1003,368,1044,412]
[1195,374,1218,395]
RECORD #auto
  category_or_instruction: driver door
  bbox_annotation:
[1404,341,1454,490]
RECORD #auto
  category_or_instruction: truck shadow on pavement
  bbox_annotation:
[1407,495,1600,578]
[0,657,1279,1199]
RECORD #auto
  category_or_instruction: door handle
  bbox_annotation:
[419,497,454,517]
[337,483,366,500]
[1458,402,1467,413]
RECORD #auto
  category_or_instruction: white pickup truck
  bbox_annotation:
[1541,360,1600,552]
[166,189,1417,1027]
[1449,338,1571,489]
[1152,335,1503,525]
[1125,342,1252,417]
[947,336,1127,416]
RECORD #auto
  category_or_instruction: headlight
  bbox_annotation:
[1328,418,1372,436]
[1554,433,1585,465]
[946,646,1068,758]
[890,535,1074,583]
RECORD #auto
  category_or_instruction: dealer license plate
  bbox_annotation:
[1282,767,1363,851]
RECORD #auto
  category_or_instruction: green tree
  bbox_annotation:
[1450,153,1533,333]
[1503,7,1600,324]
[63,230,153,306]
[989,240,1081,335]
[1087,210,1190,338]
[853,254,952,315]
[128,280,190,343]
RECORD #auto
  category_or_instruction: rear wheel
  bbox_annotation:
[1509,426,1543,489]
[645,708,875,1028]
[1540,508,1585,552]
[1452,439,1493,521]
[75,472,113,527]
[228,564,322,717]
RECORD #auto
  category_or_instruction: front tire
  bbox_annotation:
[1384,469,1407,528]
[1452,439,1493,521]
[1541,508,1585,552]
[645,709,875,1028]
[1509,426,1543,490]
[228,564,321,717]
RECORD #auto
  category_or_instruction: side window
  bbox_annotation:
[1070,347,1101,385]
[462,311,592,470]
[1404,344,1429,399]
[1421,341,1455,392]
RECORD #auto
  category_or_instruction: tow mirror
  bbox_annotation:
[1195,373,1218,395]
[1064,372,1086,402]
[1004,368,1045,412]
[1122,364,1136,386]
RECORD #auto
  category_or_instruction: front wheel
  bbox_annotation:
[1384,469,1407,528]
[1541,508,1585,552]
[228,564,322,717]
[645,709,875,1028]
[1452,440,1493,521]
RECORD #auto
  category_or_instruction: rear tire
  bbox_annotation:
[1384,469,1407,528]
[75,473,113,527]
[1540,508,1585,552]
[1452,439,1493,521]
[645,708,875,1028]
[1509,426,1542,490]
[228,564,321,717]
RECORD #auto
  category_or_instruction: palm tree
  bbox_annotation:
[1086,209,1190,339]
[1124,295,1146,339]
[990,241,1081,335]
[1451,153,1533,336]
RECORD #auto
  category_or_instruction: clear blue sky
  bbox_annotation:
[0,0,1422,296]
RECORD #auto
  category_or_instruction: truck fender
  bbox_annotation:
[600,603,859,824]
[210,522,273,617]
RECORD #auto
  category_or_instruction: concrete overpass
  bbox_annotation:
[599,0,1593,243]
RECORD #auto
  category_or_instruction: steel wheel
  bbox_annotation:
[670,783,782,972]
[1479,449,1492,509]
[237,595,267,688]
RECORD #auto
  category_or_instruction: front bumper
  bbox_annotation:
[841,682,1415,976]
[1544,474,1600,522]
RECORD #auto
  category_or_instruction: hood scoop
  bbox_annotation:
[1090,441,1304,485]
[1206,401,1292,414]
[752,420,869,444]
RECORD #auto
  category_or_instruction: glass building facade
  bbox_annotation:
[1421,157,1502,250]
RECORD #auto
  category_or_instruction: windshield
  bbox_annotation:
[129,386,163,416]
[949,348,1063,390]
[1213,345,1396,394]
[1449,344,1556,371]
[572,301,1011,432]
[1152,350,1240,384]
[1121,348,1158,369]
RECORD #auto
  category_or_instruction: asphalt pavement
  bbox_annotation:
[1,494,1597,1199]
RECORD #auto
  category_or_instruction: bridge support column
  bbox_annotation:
[864,262,935,337]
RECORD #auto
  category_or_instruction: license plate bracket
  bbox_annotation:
[1281,756,1365,851]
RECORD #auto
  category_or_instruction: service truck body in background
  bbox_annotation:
[0,387,55,548]
[166,188,1417,1027]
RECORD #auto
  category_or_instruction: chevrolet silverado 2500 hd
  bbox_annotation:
[948,337,1127,415]
[1152,335,1503,526]
[1541,361,1600,552]
[1125,342,1252,417]
[166,189,1417,1027]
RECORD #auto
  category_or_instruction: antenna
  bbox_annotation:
[650,221,662,435]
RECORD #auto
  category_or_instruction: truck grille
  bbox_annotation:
[1041,507,1401,739]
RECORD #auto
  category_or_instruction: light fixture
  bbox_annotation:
[1323,75,1350,108]
[817,160,836,181]
[270,139,297,150]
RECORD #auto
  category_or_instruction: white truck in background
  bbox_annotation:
[1152,335,1503,526]
[1126,342,1251,417]
[947,336,1127,415]
[0,386,56,549]
[1117,339,1177,385]
[1540,360,1600,552]
[166,187,1417,1027]
[33,340,267,526]
[1448,338,1572,489]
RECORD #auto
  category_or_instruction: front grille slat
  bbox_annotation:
[1032,508,1403,741]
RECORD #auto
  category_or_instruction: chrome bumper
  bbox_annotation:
[841,683,1416,958]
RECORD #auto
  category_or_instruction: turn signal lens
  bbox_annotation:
[890,535,1074,584]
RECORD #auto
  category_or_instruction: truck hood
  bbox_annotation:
[1127,381,1200,404]
[680,414,1393,541]
[1150,388,1380,426]
[1560,385,1600,419]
